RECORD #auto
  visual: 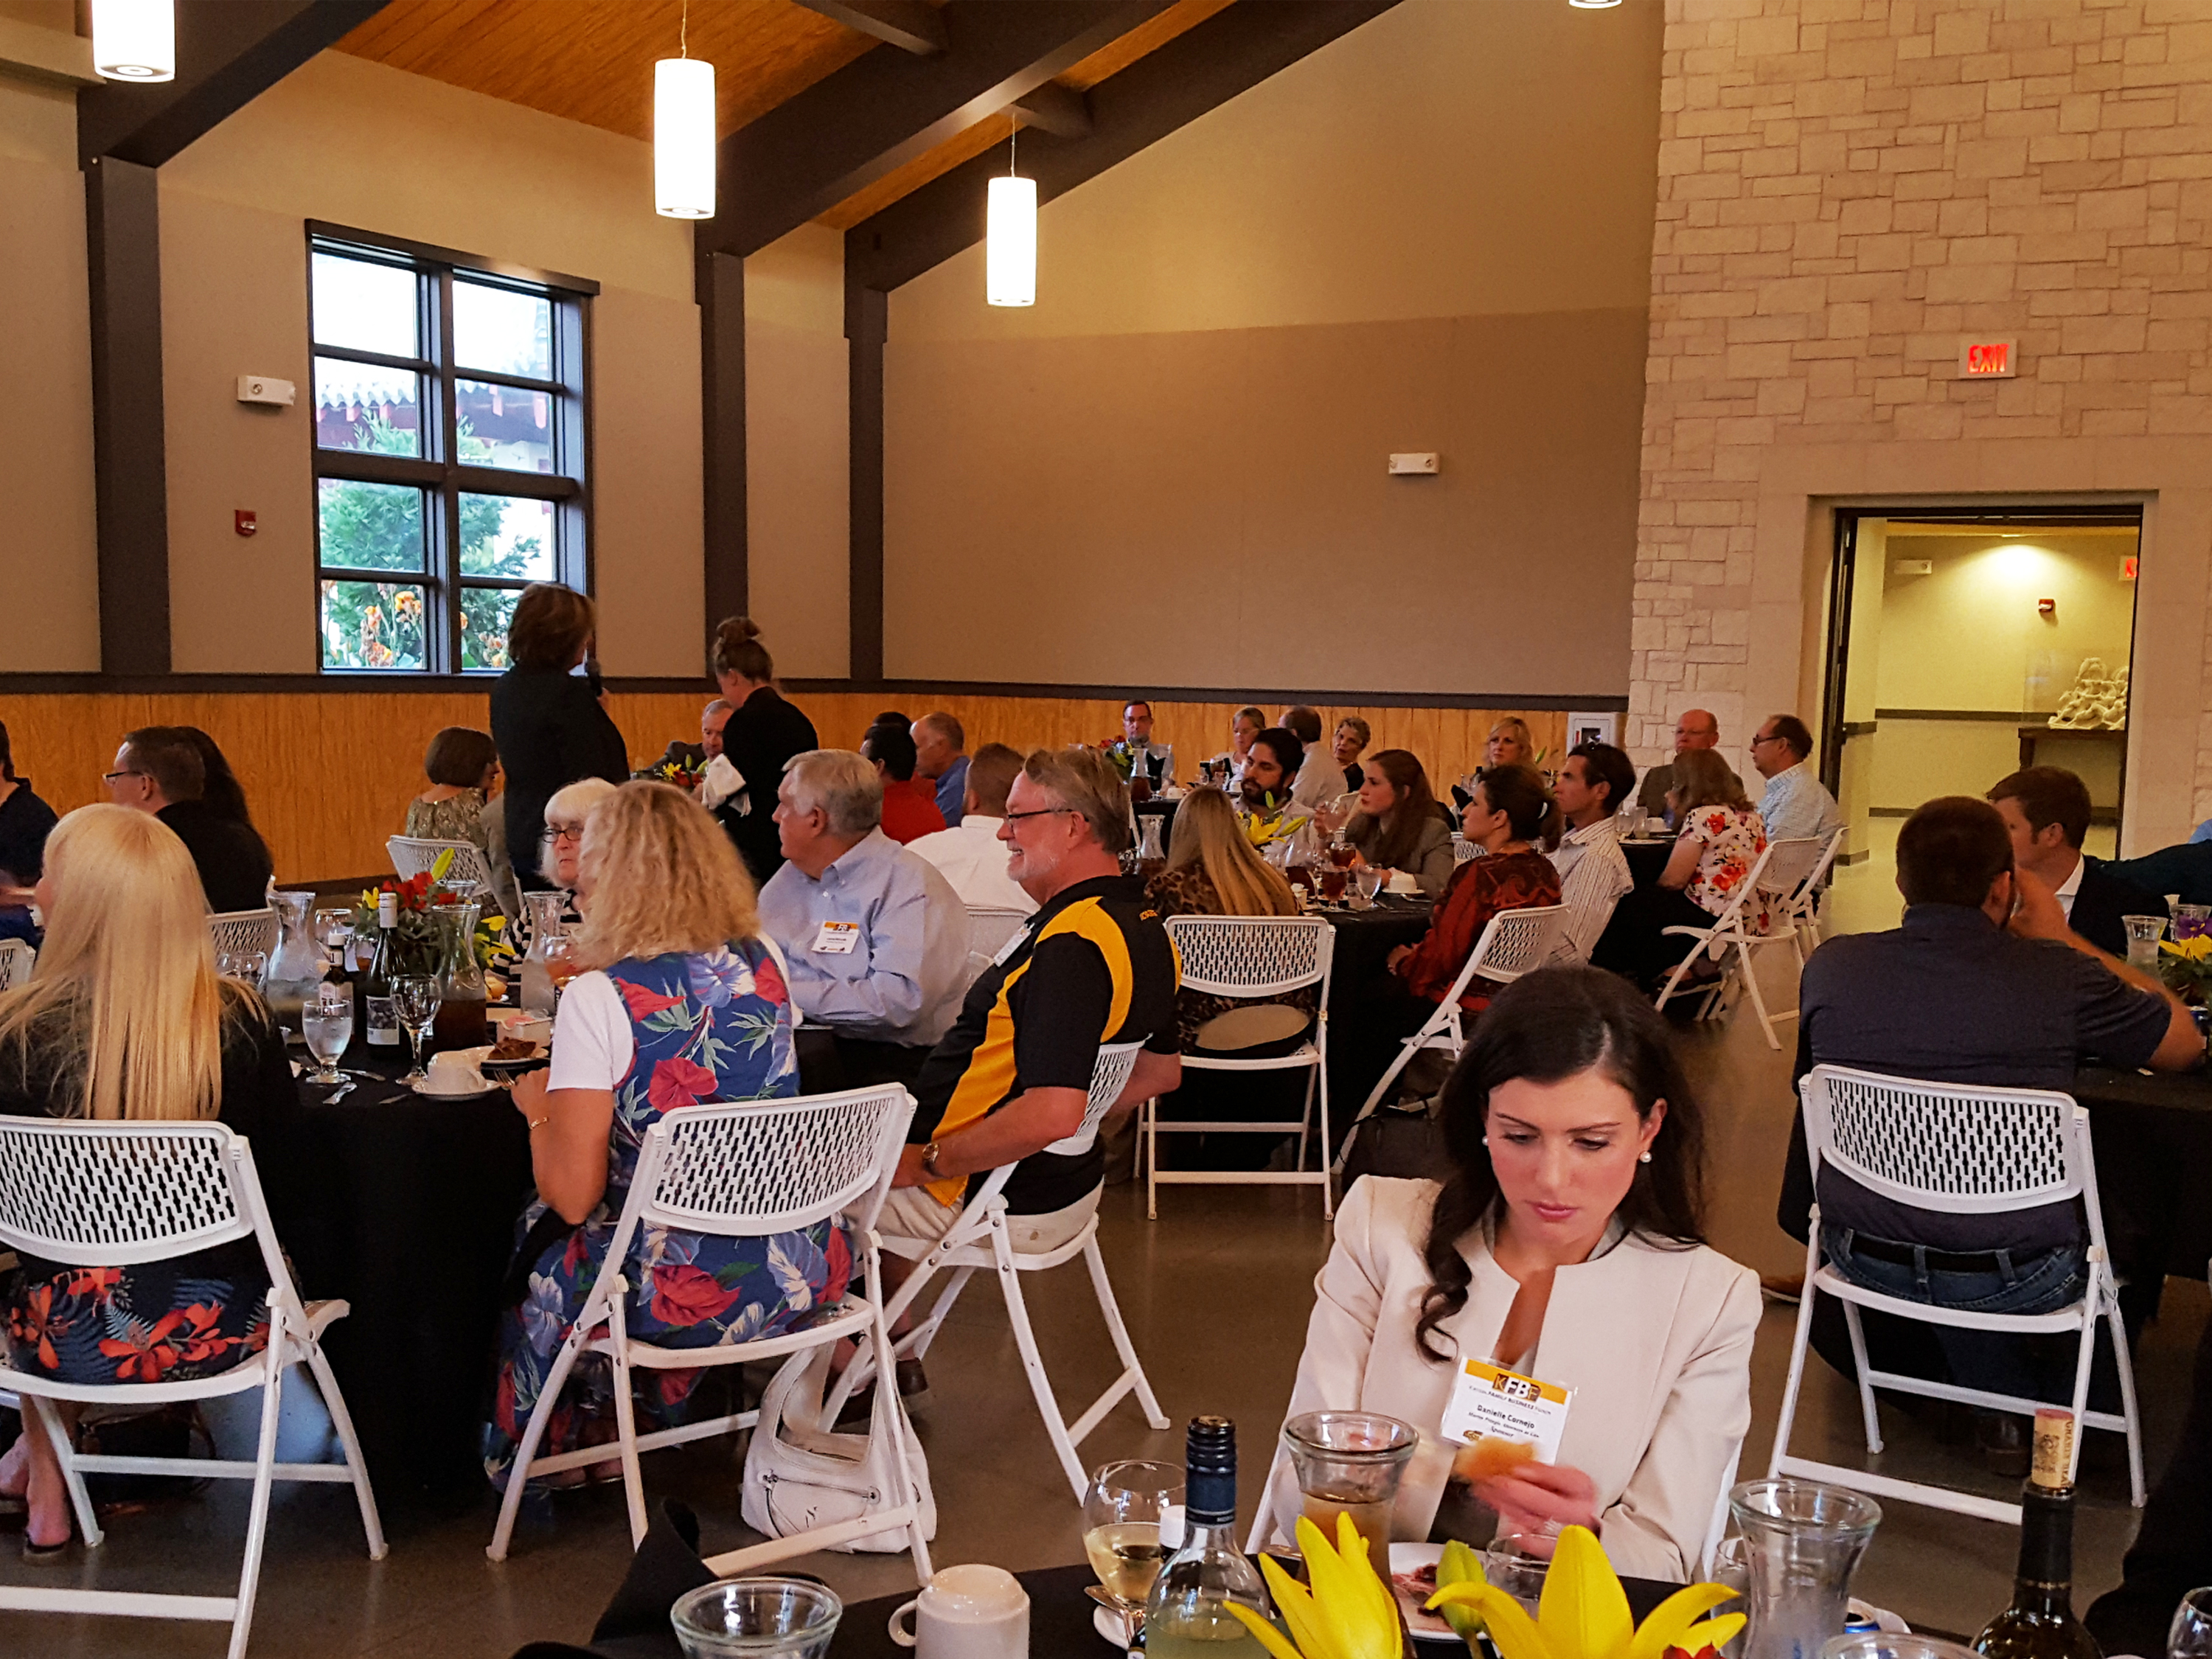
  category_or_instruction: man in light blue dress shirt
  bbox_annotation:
[1751,714,1843,845]
[759,748,970,1089]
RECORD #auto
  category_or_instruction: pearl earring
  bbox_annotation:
[1638,1151,1652,1164]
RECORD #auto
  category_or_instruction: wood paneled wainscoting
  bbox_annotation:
[0,688,1593,884]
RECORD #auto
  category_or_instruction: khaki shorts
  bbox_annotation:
[873,1183,1102,1255]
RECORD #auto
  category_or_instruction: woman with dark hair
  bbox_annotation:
[1383,765,1562,1014]
[709,616,818,886]
[176,728,259,834]
[491,584,628,890]
[1344,749,1454,899]
[0,720,58,933]
[1608,748,1772,990]
[1269,967,1758,1579]
[404,727,516,915]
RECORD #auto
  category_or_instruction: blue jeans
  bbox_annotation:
[1820,1224,2086,1402]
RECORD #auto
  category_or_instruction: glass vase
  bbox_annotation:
[1729,1478,1882,1659]
[431,901,488,1048]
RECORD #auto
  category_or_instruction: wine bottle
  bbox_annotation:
[364,891,401,1048]
[1143,1416,1272,1658]
[1972,1410,2101,1659]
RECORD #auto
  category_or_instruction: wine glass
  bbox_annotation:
[217,950,268,987]
[313,907,353,969]
[2168,1587,2212,1659]
[1084,1459,1183,1618]
[543,934,580,990]
[392,974,442,1085]
[302,983,354,1085]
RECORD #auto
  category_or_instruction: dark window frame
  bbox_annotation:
[307,221,598,675]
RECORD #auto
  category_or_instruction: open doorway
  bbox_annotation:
[1818,507,2143,936]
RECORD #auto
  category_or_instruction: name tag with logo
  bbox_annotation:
[810,920,861,955]
[1440,1356,1571,1467]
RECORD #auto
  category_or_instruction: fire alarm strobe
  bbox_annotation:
[236,375,296,407]
[1388,452,1440,475]
[235,510,257,538]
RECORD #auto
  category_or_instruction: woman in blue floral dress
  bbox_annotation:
[484,782,850,1489]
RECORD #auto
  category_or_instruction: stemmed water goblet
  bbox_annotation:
[393,974,442,1085]
[2169,1587,2212,1659]
[302,983,355,1085]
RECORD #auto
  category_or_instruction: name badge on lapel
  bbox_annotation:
[1439,1356,1571,1475]
[811,920,861,955]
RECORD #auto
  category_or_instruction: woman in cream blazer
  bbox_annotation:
[1273,968,1759,1582]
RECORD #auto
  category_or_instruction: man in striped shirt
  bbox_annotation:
[1548,742,1638,963]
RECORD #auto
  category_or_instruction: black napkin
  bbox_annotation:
[509,1498,716,1659]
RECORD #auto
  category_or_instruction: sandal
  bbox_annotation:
[22,1519,74,1563]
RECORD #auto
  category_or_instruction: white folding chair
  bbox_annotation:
[1146,917,1336,1219]
[1768,1065,2146,1525]
[1335,903,1569,1171]
[206,908,279,961]
[388,835,503,916]
[962,904,1032,987]
[1776,828,1845,961]
[1450,835,1483,864]
[487,1085,930,1579]
[1651,841,1806,1051]
[0,1117,386,1659]
[824,1041,1169,1501]
[0,938,32,990]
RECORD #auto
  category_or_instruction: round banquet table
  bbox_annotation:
[1319,895,1436,1130]
[2073,1064,2212,1286]
[825,1560,1682,1658]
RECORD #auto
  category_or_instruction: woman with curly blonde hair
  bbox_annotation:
[484,782,846,1490]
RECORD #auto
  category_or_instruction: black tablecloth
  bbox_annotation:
[1621,836,1675,885]
[2076,1065,2212,1283]
[1322,897,1436,1124]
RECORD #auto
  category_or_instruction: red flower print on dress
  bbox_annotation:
[100,1310,187,1383]
[751,951,788,1007]
[649,1262,741,1326]
[618,981,686,1020]
[171,1304,239,1368]
[66,1266,122,1301]
[7,1284,69,1372]
[647,1055,717,1115]
[822,1225,852,1306]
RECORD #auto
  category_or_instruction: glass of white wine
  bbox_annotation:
[1084,1458,1182,1619]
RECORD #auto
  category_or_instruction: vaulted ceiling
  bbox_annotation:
[333,0,1236,230]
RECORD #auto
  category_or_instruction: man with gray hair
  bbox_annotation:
[912,712,968,827]
[757,749,969,1088]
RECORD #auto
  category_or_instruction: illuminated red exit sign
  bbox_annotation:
[1957,338,2017,378]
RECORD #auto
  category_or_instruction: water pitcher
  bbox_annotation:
[1136,814,1166,861]
[260,889,327,1031]
[1729,1478,1882,1659]
[519,891,568,1017]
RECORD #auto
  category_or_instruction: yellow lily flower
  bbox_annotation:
[1426,1526,1745,1659]
[1227,1512,1402,1659]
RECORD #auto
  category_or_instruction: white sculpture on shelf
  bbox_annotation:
[2048,657,2128,729]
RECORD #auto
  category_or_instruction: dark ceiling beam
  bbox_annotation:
[790,0,946,56]
[702,0,1170,261]
[77,0,392,167]
[848,0,1402,293]
[1010,80,1091,139]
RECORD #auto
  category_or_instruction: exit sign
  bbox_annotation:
[1958,338,2017,378]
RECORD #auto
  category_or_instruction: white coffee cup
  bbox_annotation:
[887,1562,1029,1658]
[423,1048,487,1096]
[1385,869,1419,896]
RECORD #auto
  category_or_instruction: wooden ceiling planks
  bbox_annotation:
[333,0,876,143]
[809,0,1237,228]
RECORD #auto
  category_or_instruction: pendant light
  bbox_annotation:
[987,120,1037,307]
[92,0,175,81]
[654,0,716,219]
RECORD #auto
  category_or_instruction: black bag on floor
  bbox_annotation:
[1338,1095,1452,1189]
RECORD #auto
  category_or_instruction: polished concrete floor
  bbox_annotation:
[1,967,2199,1655]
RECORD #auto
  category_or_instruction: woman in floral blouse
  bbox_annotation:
[1606,747,1773,991]
[484,781,844,1491]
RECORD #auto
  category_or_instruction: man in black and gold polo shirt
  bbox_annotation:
[880,745,1181,1262]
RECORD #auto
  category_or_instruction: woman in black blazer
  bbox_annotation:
[709,616,818,885]
[490,584,629,888]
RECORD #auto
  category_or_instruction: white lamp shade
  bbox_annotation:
[92,0,175,81]
[986,174,1037,307]
[654,57,717,220]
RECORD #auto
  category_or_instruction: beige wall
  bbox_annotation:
[745,223,849,679]
[153,49,703,675]
[0,73,98,670]
[1632,0,2212,855]
[882,0,1665,692]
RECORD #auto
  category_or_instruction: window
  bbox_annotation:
[308,226,594,672]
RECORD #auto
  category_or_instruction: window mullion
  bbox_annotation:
[434,266,461,676]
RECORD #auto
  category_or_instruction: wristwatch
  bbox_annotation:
[919,1141,945,1178]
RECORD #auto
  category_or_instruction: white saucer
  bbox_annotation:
[1388,1543,1464,1643]
[1093,1604,1135,1650]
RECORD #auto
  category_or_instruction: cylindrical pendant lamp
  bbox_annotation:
[987,174,1038,307]
[655,57,717,219]
[92,0,175,81]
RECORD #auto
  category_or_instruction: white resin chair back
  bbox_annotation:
[1150,917,1337,1219]
[487,1085,932,1582]
[387,835,501,913]
[1776,827,1846,957]
[828,1040,1169,1501]
[1652,841,1803,1050]
[1450,835,1482,863]
[1756,835,1827,901]
[962,905,1031,985]
[0,938,32,990]
[206,908,279,961]
[1767,1065,2143,1526]
[0,1116,386,1659]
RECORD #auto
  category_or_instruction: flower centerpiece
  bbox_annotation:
[639,754,705,792]
[2160,934,2212,1005]
[1099,737,1140,780]
[1225,1515,1743,1659]
[353,849,462,977]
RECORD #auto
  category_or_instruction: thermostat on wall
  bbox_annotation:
[236,375,296,407]
[1388,452,1439,475]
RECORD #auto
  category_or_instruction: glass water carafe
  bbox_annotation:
[431,901,488,1048]
[1137,815,1166,862]
[1729,1478,1882,1659]
[260,889,327,1031]
[519,890,568,1017]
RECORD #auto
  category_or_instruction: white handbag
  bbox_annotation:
[741,1343,936,1553]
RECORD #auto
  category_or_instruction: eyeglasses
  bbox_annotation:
[1748,734,1785,748]
[1002,807,1079,825]
[546,824,585,843]
[102,770,145,783]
